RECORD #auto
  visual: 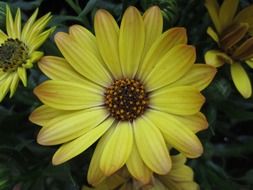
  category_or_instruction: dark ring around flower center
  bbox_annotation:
[104,78,149,121]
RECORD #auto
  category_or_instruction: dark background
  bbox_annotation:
[0,0,253,189]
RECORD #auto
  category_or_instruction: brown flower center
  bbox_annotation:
[104,78,149,121]
[0,38,28,72]
[220,23,253,61]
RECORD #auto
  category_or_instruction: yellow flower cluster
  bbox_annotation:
[29,5,214,189]
[205,0,253,98]
[1,1,252,189]
[0,5,54,101]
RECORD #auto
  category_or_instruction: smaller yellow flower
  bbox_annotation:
[205,0,253,98]
[82,154,199,190]
[0,5,54,102]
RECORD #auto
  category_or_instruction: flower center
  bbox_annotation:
[0,38,28,72]
[220,24,253,61]
[104,78,149,121]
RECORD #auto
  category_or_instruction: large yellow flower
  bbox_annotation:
[82,154,199,190]
[0,5,54,102]
[30,6,216,185]
[205,0,253,98]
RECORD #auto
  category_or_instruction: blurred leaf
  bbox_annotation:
[0,1,5,27]
[0,106,12,123]
[10,0,43,10]
[79,0,97,18]
[205,78,232,103]
[240,169,253,185]
[65,0,82,14]
[221,101,253,122]
[141,0,178,27]
[50,15,83,25]
[214,137,253,157]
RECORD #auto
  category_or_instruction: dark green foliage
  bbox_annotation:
[0,0,253,189]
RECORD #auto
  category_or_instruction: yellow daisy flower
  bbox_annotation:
[29,6,216,184]
[82,154,199,190]
[205,0,253,98]
[0,5,54,102]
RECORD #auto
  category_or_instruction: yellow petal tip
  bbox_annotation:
[54,32,68,42]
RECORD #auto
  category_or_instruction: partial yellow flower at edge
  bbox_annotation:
[0,5,54,102]
[205,0,253,98]
[82,154,199,190]
[30,5,216,185]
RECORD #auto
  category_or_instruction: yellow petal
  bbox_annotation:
[133,116,171,174]
[119,183,133,190]
[69,25,100,59]
[246,59,253,68]
[167,165,193,182]
[126,140,152,184]
[171,154,187,166]
[6,5,15,38]
[14,8,21,39]
[168,155,194,181]
[145,45,195,91]
[100,122,133,176]
[29,105,70,126]
[88,127,115,186]
[0,29,8,44]
[34,80,103,110]
[235,4,253,23]
[207,27,219,43]
[29,27,55,53]
[151,178,167,190]
[138,27,187,81]
[205,50,233,67]
[159,180,180,190]
[205,0,221,33]
[94,10,122,78]
[220,23,249,50]
[142,6,163,58]
[38,56,95,85]
[81,186,94,190]
[0,72,8,81]
[23,60,33,69]
[24,13,52,46]
[21,9,38,41]
[29,51,44,63]
[52,118,114,165]
[0,73,13,102]
[55,32,111,87]
[69,25,106,74]
[17,67,27,87]
[119,6,145,78]
[147,110,203,158]
[230,63,252,98]
[93,173,127,190]
[150,86,205,115]
[233,37,253,60]
[169,64,217,91]
[176,182,200,190]
[38,108,109,145]
[171,112,208,133]
[9,73,19,98]
[219,0,239,30]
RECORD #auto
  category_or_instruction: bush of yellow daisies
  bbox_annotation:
[0,0,253,189]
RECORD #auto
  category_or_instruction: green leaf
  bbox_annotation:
[79,0,97,18]
[240,169,253,184]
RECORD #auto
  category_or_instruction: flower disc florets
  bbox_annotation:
[104,78,149,121]
[0,38,28,72]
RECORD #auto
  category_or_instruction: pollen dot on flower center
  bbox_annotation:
[0,38,28,72]
[104,78,149,121]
